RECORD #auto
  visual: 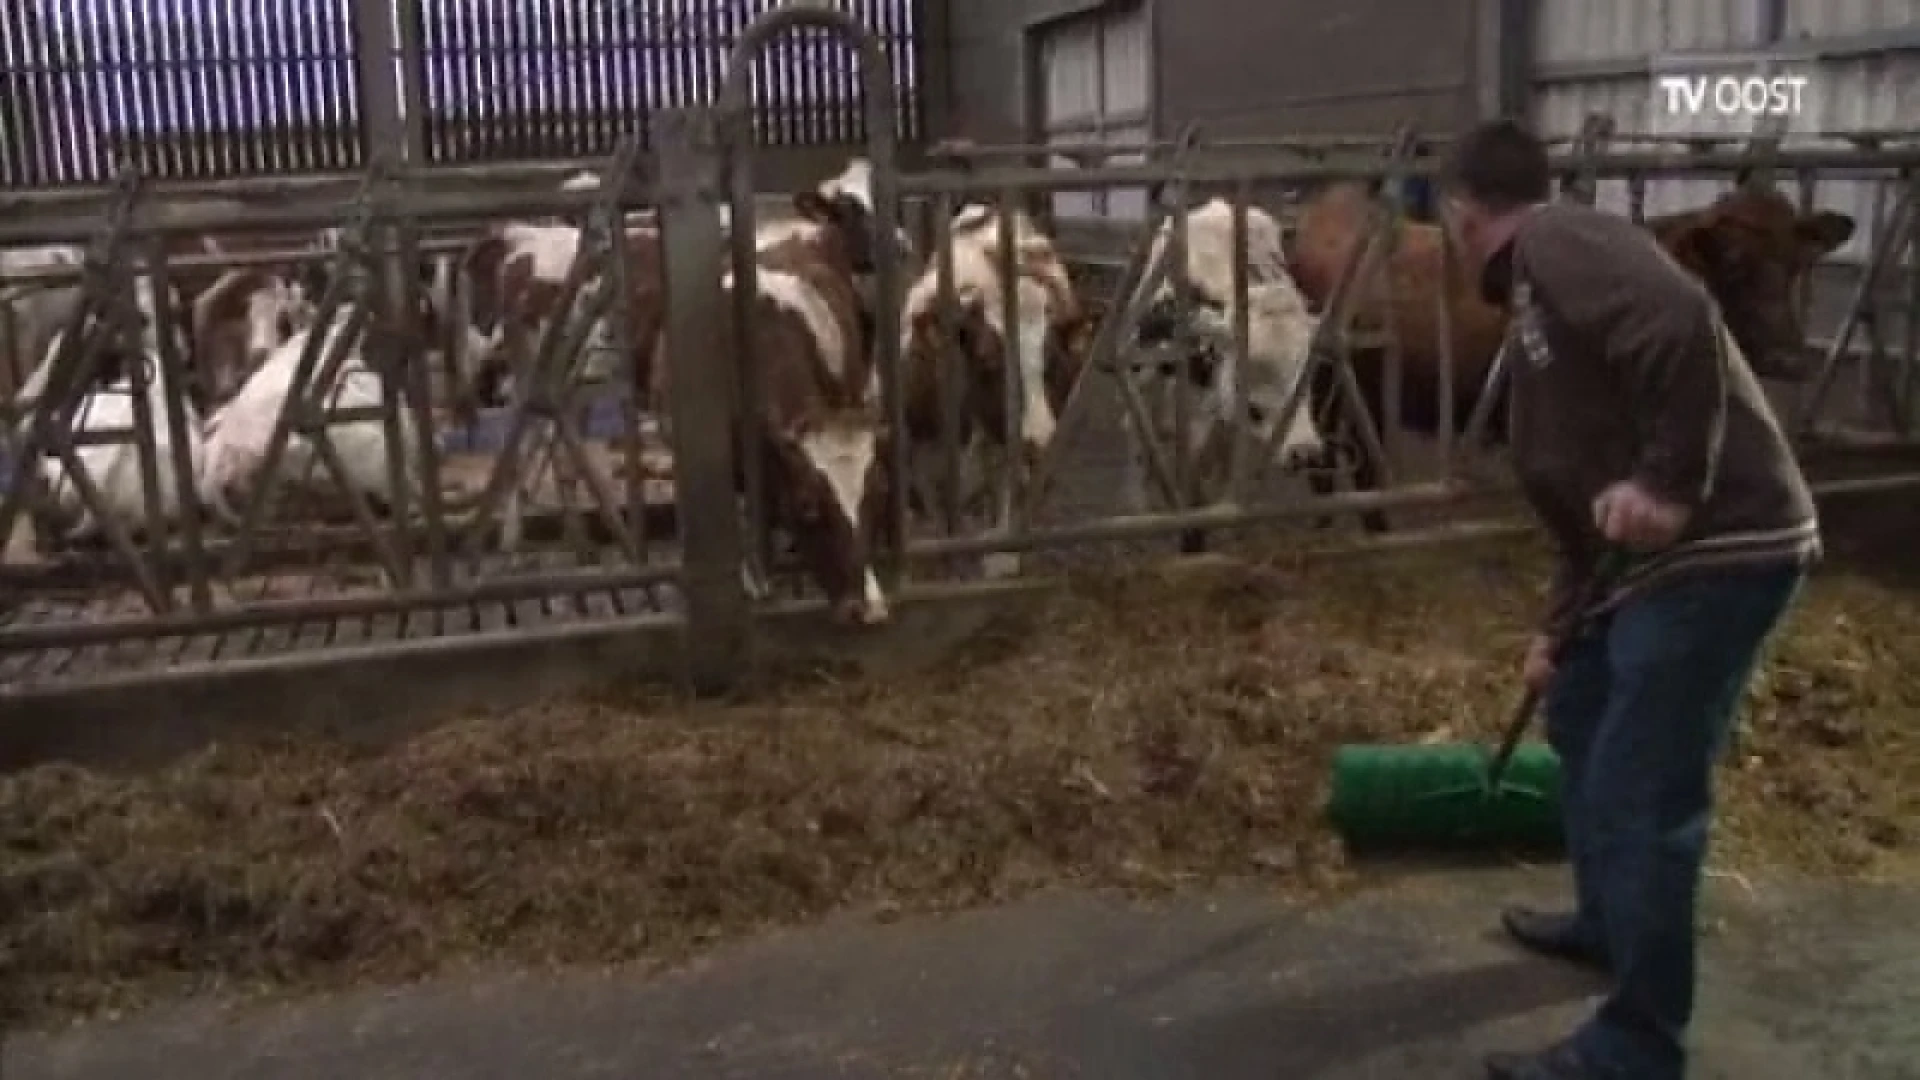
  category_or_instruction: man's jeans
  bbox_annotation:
[1544,562,1803,1080]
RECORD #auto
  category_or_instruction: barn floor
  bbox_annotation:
[8,867,1917,1079]
[0,515,1914,1037]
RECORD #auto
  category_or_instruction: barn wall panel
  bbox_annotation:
[1154,0,1480,142]
[1527,0,1920,266]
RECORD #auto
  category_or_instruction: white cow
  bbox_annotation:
[1131,197,1325,506]
[26,334,204,547]
[197,304,423,523]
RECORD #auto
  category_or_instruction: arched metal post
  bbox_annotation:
[715,3,908,592]
[655,107,750,695]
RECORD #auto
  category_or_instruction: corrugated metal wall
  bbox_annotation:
[1529,0,1920,266]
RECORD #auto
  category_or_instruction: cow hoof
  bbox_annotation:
[981,551,1023,579]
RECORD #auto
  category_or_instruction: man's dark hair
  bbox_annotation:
[1443,118,1551,209]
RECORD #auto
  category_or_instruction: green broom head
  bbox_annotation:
[1326,740,1566,851]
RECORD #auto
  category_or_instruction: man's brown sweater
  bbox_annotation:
[1487,200,1819,629]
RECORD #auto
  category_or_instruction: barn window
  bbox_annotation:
[1037,4,1151,223]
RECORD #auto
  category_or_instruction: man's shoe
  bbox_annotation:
[1485,1040,1601,1079]
[1500,906,1609,973]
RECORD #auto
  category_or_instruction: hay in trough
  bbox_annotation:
[0,534,1914,1028]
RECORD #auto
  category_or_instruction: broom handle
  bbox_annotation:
[1484,549,1630,788]
[1485,687,1546,789]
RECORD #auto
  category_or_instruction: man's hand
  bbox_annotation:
[1592,480,1690,551]
[1522,633,1556,695]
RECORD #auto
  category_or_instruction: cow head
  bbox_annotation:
[1133,283,1220,390]
[793,158,915,277]
[191,268,312,404]
[767,407,893,626]
[1654,181,1853,380]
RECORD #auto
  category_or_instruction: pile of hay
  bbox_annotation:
[0,535,1913,1028]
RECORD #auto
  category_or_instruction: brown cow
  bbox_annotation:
[652,213,893,625]
[455,221,666,412]
[1288,178,1853,529]
[897,204,1092,527]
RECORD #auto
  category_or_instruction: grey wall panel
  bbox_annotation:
[1153,0,1480,140]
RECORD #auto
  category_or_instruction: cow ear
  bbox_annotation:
[1796,211,1854,256]
[794,191,834,222]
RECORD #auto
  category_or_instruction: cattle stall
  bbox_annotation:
[4,7,1920,766]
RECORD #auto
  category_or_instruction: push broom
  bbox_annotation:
[1326,552,1629,851]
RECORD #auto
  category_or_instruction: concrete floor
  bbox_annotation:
[10,866,1918,1079]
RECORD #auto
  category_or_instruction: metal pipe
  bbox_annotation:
[0,238,473,289]
[0,186,665,247]
[0,157,651,206]
[911,480,1468,558]
[995,188,1025,537]
[0,562,682,652]
[896,147,1920,198]
[932,189,964,536]
[1225,183,1253,500]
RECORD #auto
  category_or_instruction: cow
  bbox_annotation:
[652,214,892,625]
[1287,177,1856,531]
[451,219,674,411]
[791,158,922,348]
[183,267,316,408]
[28,333,204,548]
[1128,197,1327,507]
[3,245,187,401]
[896,204,1091,532]
[197,302,425,525]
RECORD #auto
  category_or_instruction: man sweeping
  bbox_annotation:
[1439,119,1819,1080]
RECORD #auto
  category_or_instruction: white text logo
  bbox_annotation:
[1656,74,1809,119]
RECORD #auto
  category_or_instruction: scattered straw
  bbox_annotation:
[0,532,1913,1029]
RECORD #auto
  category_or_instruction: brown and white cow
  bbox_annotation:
[1287,177,1854,529]
[652,214,892,625]
[1127,198,1329,507]
[897,204,1091,529]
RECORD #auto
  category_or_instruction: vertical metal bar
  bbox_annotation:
[1795,167,1818,323]
[1856,179,1890,425]
[933,190,963,535]
[1378,181,1406,479]
[1166,190,1192,510]
[1902,172,1920,437]
[655,106,748,694]
[1225,184,1252,502]
[1434,207,1458,477]
[995,192,1022,534]
[144,240,213,613]
[605,212,648,558]
[723,132,769,583]
[123,327,175,612]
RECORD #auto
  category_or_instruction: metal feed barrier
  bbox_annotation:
[4,8,1920,739]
